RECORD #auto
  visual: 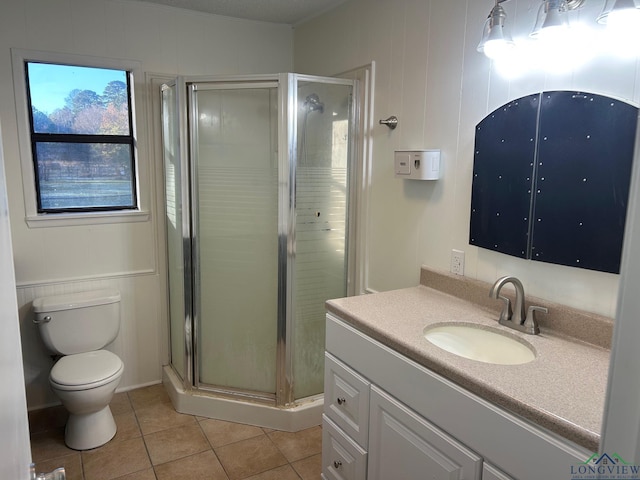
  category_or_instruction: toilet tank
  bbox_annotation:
[32,289,121,355]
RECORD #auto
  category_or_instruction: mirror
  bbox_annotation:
[470,91,638,274]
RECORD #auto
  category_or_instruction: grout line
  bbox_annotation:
[127,390,158,480]
[194,417,232,480]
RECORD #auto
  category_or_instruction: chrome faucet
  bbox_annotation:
[489,276,548,335]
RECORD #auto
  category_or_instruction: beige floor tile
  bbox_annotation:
[144,424,210,466]
[128,384,171,411]
[112,468,157,480]
[111,411,142,443]
[215,435,288,480]
[154,450,229,480]
[292,453,321,480]
[110,392,133,415]
[31,427,76,463]
[34,453,83,480]
[267,427,322,462]
[244,464,302,480]
[135,401,196,435]
[82,436,151,480]
[199,418,264,448]
[28,405,68,434]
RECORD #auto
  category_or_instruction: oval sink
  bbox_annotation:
[423,323,536,365]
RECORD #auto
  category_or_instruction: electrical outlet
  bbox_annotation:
[450,249,465,276]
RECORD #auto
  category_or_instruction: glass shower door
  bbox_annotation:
[191,83,279,398]
[293,79,353,399]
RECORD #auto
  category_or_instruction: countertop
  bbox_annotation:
[325,273,612,452]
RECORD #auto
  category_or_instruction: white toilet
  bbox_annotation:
[33,289,124,450]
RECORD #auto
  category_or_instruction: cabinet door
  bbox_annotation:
[483,463,515,480]
[368,386,482,480]
[323,415,368,480]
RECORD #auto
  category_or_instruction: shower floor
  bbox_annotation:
[29,384,322,480]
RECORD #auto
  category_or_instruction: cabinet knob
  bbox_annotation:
[333,460,343,469]
[336,397,346,405]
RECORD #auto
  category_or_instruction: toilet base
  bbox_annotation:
[65,405,117,450]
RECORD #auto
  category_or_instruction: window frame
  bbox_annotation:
[11,49,150,227]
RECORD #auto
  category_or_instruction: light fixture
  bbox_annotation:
[597,0,640,57]
[530,0,569,38]
[529,0,586,38]
[477,0,515,60]
[597,0,640,24]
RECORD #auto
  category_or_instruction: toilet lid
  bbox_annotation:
[50,350,123,387]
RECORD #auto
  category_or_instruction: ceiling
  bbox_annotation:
[120,0,347,24]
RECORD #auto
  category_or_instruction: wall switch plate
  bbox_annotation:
[450,249,465,275]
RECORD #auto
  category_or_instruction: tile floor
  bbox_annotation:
[29,384,322,480]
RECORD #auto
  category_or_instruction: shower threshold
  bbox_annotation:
[162,366,323,432]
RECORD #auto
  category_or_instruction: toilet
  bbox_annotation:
[32,289,124,450]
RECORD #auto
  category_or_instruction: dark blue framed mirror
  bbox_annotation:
[470,91,638,274]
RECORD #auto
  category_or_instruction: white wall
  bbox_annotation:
[1,0,292,409]
[294,0,640,318]
[0,121,32,480]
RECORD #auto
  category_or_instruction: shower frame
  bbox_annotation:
[163,73,359,408]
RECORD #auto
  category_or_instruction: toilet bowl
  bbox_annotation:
[50,350,124,450]
[33,290,124,450]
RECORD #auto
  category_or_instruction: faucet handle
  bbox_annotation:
[524,305,548,334]
[497,295,513,323]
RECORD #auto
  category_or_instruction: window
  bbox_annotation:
[11,49,148,227]
[25,62,136,213]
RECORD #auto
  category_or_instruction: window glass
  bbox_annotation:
[26,62,136,213]
[34,143,134,210]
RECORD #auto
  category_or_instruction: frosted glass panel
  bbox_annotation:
[294,82,352,399]
[162,84,185,380]
[196,87,279,394]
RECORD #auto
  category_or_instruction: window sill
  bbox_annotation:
[26,210,150,228]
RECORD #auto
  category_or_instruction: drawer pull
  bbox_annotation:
[333,460,343,469]
[337,397,346,405]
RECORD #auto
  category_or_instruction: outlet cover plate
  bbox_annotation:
[451,249,465,275]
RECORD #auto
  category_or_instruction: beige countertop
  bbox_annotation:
[326,271,612,452]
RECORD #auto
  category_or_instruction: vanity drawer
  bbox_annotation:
[325,352,371,448]
[323,414,368,480]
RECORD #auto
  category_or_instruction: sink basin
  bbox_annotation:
[423,323,536,365]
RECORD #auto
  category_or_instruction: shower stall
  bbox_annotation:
[161,74,357,429]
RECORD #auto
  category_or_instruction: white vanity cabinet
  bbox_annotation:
[322,352,481,480]
[323,312,590,480]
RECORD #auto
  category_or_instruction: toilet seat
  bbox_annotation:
[50,350,123,391]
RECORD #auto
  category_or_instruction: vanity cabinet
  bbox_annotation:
[323,312,590,480]
[322,353,481,480]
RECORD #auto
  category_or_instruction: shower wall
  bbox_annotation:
[162,84,186,382]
